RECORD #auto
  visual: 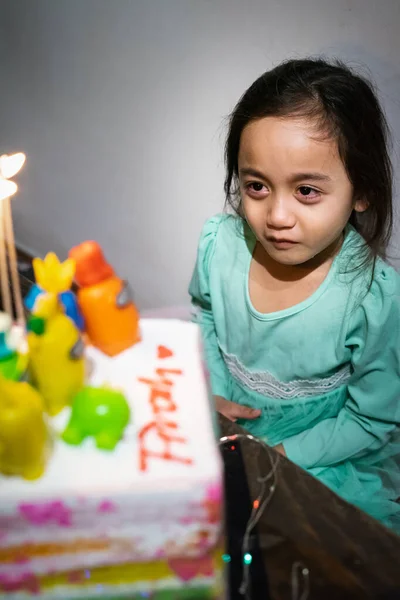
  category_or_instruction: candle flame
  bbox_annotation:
[0,150,26,325]
[0,152,26,180]
[0,180,17,202]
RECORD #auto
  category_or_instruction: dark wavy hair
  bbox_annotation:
[224,58,393,262]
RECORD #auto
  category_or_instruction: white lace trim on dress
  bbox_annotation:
[222,349,351,400]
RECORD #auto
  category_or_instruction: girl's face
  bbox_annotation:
[238,116,366,267]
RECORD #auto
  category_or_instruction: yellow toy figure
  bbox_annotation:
[0,375,49,480]
[27,292,85,416]
[25,252,85,331]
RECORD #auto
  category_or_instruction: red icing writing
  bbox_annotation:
[138,356,193,471]
[157,345,174,359]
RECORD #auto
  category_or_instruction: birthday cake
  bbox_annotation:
[0,172,224,599]
[0,320,223,598]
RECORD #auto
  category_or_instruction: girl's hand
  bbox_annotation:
[274,443,286,456]
[214,395,261,422]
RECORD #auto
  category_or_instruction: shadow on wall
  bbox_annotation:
[141,305,192,321]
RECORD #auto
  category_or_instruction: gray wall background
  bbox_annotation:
[0,0,399,308]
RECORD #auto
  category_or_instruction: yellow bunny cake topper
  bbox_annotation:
[27,289,85,416]
[33,253,76,295]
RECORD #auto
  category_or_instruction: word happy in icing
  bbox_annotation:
[138,347,193,472]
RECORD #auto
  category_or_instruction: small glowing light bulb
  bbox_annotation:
[244,553,253,565]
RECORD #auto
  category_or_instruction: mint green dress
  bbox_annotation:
[189,215,400,532]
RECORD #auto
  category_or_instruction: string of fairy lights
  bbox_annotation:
[219,433,310,600]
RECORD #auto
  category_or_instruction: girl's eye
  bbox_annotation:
[245,182,268,197]
[297,186,320,201]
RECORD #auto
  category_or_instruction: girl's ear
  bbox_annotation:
[354,196,369,213]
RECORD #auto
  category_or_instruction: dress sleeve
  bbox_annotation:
[189,216,231,399]
[283,265,400,468]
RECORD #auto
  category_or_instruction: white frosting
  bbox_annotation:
[0,319,223,578]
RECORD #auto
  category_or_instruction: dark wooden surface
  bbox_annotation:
[219,414,400,599]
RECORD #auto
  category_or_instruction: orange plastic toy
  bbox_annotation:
[69,241,140,357]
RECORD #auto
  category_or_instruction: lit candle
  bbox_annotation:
[0,152,26,326]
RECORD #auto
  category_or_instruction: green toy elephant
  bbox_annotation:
[62,386,130,450]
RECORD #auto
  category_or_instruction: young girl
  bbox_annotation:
[190,58,400,532]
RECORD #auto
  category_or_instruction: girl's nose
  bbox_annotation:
[266,195,296,230]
